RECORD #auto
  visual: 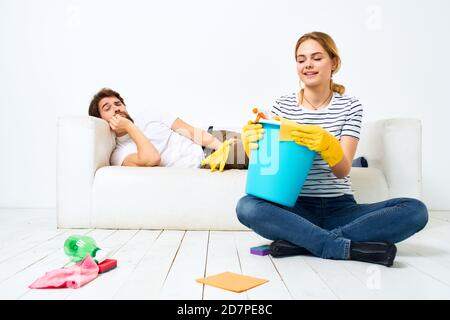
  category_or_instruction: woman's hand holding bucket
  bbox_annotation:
[242,121,265,157]
[290,124,343,167]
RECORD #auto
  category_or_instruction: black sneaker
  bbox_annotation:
[349,241,397,267]
[270,240,312,258]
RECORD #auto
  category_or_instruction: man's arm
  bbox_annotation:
[109,115,160,167]
[122,152,159,167]
[171,118,222,150]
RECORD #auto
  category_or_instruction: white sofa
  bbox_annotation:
[56,117,422,230]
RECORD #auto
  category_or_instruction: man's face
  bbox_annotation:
[98,96,132,122]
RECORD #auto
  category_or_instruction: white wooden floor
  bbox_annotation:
[1,208,450,300]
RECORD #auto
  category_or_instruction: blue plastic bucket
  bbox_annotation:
[245,120,316,207]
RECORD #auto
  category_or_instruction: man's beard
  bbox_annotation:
[116,111,134,123]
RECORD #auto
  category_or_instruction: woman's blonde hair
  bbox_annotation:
[295,31,345,95]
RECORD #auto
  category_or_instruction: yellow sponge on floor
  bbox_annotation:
[196,271,268,293]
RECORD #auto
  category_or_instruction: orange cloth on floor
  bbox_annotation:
[196,271,268,293]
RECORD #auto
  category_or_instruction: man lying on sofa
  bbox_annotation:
[88,88,248,171]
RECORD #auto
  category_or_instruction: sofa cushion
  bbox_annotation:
[92,167,247,230]
[91,166,388,230]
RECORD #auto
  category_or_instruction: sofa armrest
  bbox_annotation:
[57,116,115,228]
[382,118,422,199]
[355,118,422,200]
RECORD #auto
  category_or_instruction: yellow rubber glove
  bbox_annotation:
[290,124,344,167]
[241,121,265,157]
[201,139,233,172]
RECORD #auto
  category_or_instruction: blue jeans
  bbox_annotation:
[236,194,428,260]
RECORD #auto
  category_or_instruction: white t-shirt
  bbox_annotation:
[110,110,205,168]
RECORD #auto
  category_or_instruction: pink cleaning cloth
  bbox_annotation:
[29,255,99,289]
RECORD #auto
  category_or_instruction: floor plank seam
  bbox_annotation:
[111,229,164,299]
[201,231,210,300]
[303,257,340,300]
[268,257,294,300]
[0,229,67,264]
[233,233,249,300]
[402,258,450,288]
[161,230,186,288]
[154,229,164,241]
[107,229,140,258]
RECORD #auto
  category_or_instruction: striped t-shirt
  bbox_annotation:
[270,92,363,197]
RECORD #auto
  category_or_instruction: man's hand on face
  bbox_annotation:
[108,114,133,134]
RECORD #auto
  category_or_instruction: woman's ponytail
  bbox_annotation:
[331,81,345,95]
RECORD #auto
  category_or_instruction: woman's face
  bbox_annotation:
[296,39,336,88]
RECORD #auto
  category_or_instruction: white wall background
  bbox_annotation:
[1,0,449,210]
